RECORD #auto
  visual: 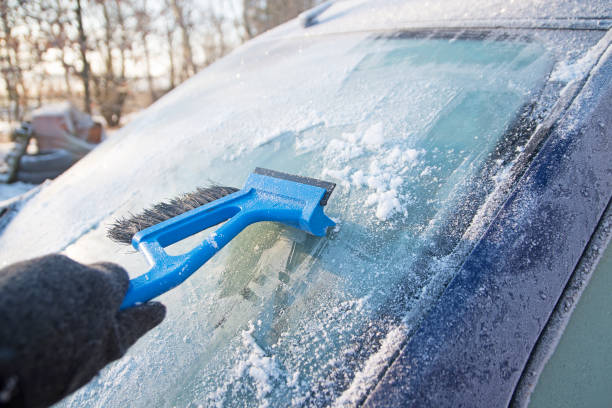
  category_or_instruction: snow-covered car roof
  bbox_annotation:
[265,0,612,38]
[0,1,611,407]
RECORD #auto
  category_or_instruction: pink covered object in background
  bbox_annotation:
[30,102,104,157]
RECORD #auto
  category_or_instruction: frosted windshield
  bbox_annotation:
[56,33,553,407]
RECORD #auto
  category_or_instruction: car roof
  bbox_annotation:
[259,0,612,40]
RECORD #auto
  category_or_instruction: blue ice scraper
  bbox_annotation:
[108,168,336,309]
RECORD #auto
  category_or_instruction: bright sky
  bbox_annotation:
[39,0,243,79]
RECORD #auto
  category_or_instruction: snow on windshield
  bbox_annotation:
[17,32,557,407]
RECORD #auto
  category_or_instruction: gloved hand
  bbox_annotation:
[0,254,166,408]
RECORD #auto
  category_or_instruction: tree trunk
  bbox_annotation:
[165,24,176,90]
[74,0,91,114]
[170,0,196,80]
[115,0,127,81]
[61,48,72,97]
[141,32,156,103]
[0,2,22,121]
[101,1,113,80]
[241,0,255,40]
[135,0,156,102]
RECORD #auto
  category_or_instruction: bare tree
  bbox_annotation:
[74,0,92,114]
[22,0,75,101]
[134,0,157,103]
[114,0,128,82]
[201,8,228,66]
[52,0,75,99]
[0,0,319,129]
[164,18,177,91]
[0,1,26,121]
[91,0,128,127]
[169,0,196,81]
[241,0,258,40]
[27,30,47,107]
[242,0,319,39]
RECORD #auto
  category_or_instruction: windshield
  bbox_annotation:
[37,32,557,407]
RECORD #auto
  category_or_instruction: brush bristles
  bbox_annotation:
[107,185,239,245]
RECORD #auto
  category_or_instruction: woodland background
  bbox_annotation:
[0,0,320,135]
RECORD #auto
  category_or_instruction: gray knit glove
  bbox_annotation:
[0,254,166,408]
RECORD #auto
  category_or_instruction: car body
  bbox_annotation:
[0,1,611,407]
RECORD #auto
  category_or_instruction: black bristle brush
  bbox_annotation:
[107,185,239,245]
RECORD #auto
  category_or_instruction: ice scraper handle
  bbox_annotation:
[120,172,335,309]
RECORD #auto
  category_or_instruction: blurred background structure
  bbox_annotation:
[0,0,321,139]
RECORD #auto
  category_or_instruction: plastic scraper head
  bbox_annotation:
[116,168,336,309]
[239,167,336,236]
[252,167,336,206]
